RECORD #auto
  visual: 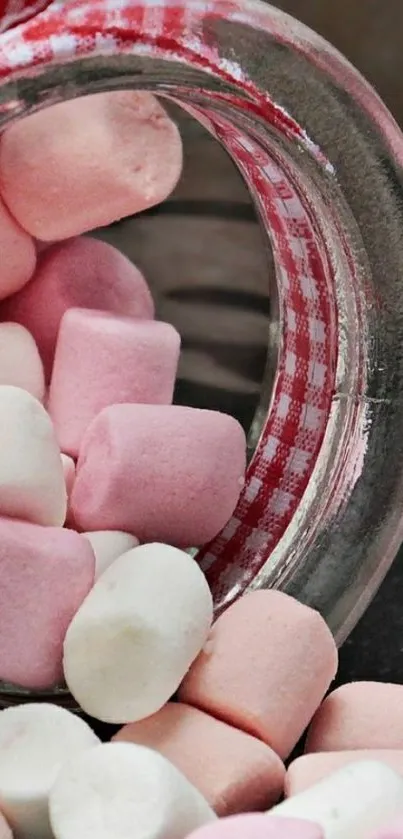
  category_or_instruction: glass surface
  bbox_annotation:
[0,0,403,704]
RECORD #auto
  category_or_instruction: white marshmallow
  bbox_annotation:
[270,760,403,839]
[49,742,216,839]
[61,454,75,498]
[63,543,213,723]
[0,386,67,526]
[84,530,139,579]
[0,703,100,839]
[0,323,45,402]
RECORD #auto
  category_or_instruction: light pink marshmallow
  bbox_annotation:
[285,751,403,797]
[71,404,246,545]
[185,815,324,839]
[113,702,285,816]
[179,590,338,759]
[0,814,11,839]
[1,236,154,379]
[0,517,95,689]
[0,197,36,300]
[0,91,182,241]
[48,310,181,458]
[371,817,403,839]
[305,682,403,753]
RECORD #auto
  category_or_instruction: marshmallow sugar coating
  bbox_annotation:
[71,404,246,546]
[49,742,216,839]
[1,236,154,380]
[0,323,45,402]
[270,760,403,839]
[0,517,95,689]
[0,386,66,526]
[48,310,181,458]
[0,703,99,839]
[63,543,213,723]
[0,91,183,241]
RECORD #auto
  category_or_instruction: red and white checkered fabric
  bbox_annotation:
[0,0,343,610]
[0,0,51,34]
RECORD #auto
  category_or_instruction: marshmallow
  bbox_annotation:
[0,91,183,241]
[0,386,66,526]
[0,323,44,401]
[84,531,139,579]
[0,816,11,839]
[1,236,154,379]
[0,197,36,300]
[61,454,75,499]
[286,751,403,796]
[372,818,403,839]
[113,702,285,816]
[63,543,213,723]
[48,310,181,457]
[179,590,338,759]
[270,761,403,839]
[71,404,246,546]
[49,742,216,839]
[0,517,95,688]
[305,682,403,752]
[0,703,99,839]
[185,815,324,839]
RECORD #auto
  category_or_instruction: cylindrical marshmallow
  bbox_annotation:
[0,323,44,401]
[71,404,246,546]
[63,543,213,723]
[0,517,95,689]
[0,386,66,526]
[185,815,324,839]
[0,815,11,839]
[2,236,154,379]
[84,531,139,579]
[113,702,285,816]
[48,310,181,457]
[0,703,99,839]
[49,742,216,839]
[0,197,36,300]
[371,817,403,839]
[305,682,403,753]
[286,751,403,797]
[0,91,183,241]
[179,590,338,759]
[270,760,403,839]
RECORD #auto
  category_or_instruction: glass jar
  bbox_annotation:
[0,0,403,706]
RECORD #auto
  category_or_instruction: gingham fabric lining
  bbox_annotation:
[0,0,338,611]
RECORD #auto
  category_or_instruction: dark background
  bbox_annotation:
[273,0,403,683]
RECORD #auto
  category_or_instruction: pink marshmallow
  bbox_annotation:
[0,91,182,241]
[0,517,95,689]
[1,236,154,379]
[179,590,338,759]
[371,817,403,839]
[185,815,324,839]
[0,197,36,300]
[48,310,181,458]
[285,752,403,797]
[305,682,403,753]
[71,404,246,545]
[0,814,11,839]
[113,702,285,816]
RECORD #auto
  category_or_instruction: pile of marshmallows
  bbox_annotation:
[0,89,247,697]
[0,88,400,839]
